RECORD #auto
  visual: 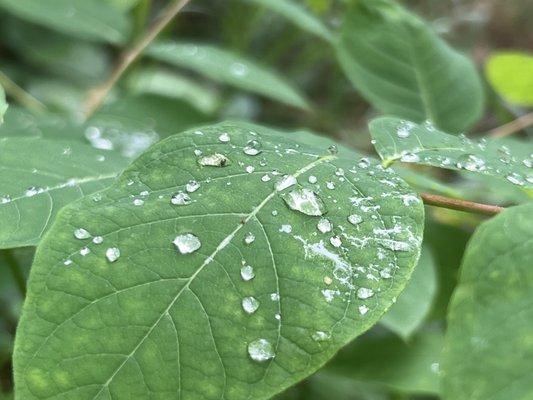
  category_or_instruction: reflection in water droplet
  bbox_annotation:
[357,287,374,299]
[248,338,275,362]
[242,296,260,314]
[261,174,271,182]
[243,140,262,156]
[282,188,326,216]
[1,195,11,204]
[244,232,255,245]
[275,175,297,191]
[106,247,120,262]
[173,234,201,254]
[64,259,73,266]
[279,224,292,233]
[456,154,486,172]
[312,331,331,342]
[358,158,370,169]
[198,153,229,167]
[240,264,255,281]
[317,218,332,233]
[25,186,43,197]
[74,228,91,239]
[171,192,191,205]
[186,180,200,193]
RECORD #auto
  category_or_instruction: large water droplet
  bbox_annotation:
[173,234,201,254]
[171,191,191,205]
[312,331,331,342]
[198,153,229,167]
[74,228,91,240]
[240,264,255,281]
[248,338,275,362]
[357,287,374,299]
[456,154,486,172]
[186,180,200,193]
[243,140,262,156]
[244,232,255,245]
[317,218,332,233]
[242,296,260,314]
[106,247,120,262]
[275,174,297,191]
[282,188,326,216]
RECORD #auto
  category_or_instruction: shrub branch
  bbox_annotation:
[420,193,504,216]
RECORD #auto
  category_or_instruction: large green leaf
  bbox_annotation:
[146,41,310,110]
[442,202,533,400]
[337,0,484,133]
[369,117,533,188]
[485,51,533,106]
[0,84,6,123]
[380,245,437,339]
[0,0,131,44]
[0,138,129,248]
[243,0,333,42]
[14,122,424,399]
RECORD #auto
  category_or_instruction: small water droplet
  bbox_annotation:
[358,158,370,169]
[1,195,11,204]
[240,264,255,281]
[396,121,415,138]
[270,292,280,301]
[317,218,332,233]
[279,224,292,233]
[243,140,262,156]
[274,313,281,320]
[74,228,91,240]
[186,180,200,193]
[358,305,369,315]
[456,154,486,172]
[282,188,326,216]
[401,152,420,163]
[245,165,255,173]
[328,145,338,155]
[64,259,73,266]
[244,232,255,245]
[25,186,43,197]
[105,247,120,262]
[275,174,297,191]
[506,172,525,186]
[330,236,342,248]
[171,191,191,205]
[231,62,248,77]
[326,181,335,190]
[261,174,271,182]
[308,175,317,184]
[347,214,363,225]
[133,198,144,206]
[312,331,331,342]
[357,287,374,299]
[80,247,90,256]
[92,236,103,244]
[173,234,201,254]
[194,149,203,156]
[248,338,275,362]
[218,132,230,143]
[242,296,260,314]
[198,153,229,167]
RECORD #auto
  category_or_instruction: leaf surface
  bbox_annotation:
[336,0,484,133]
[0,138,129,248]
[369,117,533,188]
[442,202,533,400]
[14,122,424,399]
[0,84,6,123]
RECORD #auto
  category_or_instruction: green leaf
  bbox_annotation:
[0,84,6,123]
[0,138,129,248]
[146,41,310,110]
[380,245,437,339]
[325,330,443,395]
[14,122,424,399]
[0,0,131,44]
[442,202,533,400]
[242,0,333,42]
[369,117,533,188]
[337,0,484,133]
[485,51,533,106]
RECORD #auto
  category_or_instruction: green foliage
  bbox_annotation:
[14,123,424,399]
[442,202,533,400]
[485,51,533,106]
[369,117,533,188]
[0,84,6,123]
[337,0,484,133]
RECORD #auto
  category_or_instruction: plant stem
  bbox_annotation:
[420,193,504,216]
[0,70,46,113]
[488,111,533,138]
[2,250,26,297]
[83,0,191,119]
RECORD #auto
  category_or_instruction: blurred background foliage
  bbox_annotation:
[0,0,531,398]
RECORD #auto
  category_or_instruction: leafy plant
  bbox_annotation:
[0,0,531,399]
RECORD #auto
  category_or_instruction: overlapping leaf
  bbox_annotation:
[369,117,533,188]
[0,138,129,248]
[0,84,6,123]
[442,202,533,400]
[337,0,484,133]
[15,122,424,399]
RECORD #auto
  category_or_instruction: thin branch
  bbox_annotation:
[0,70,47,113]
[83,0,191,119]
[488,112,533,138]
[420,193,504,216]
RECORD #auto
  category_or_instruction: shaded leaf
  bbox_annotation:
[442,202,533,400]
[147,41,310,110]
[0,138,129,248]
[337,0,484,133]
[14,122,424,399]
[369,117,533,188]
[485,51,533,106]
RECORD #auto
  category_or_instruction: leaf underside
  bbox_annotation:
[14,122,424,400]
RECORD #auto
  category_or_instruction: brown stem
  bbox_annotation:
[420,193,504,216]
[0,70,46,113]
[82,0,191,119]
[488,112,533,138]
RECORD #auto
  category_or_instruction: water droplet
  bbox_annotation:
[328,145,338,155]
[64,259,73,266]
[347,214,363,225]
[506,172,525,186]
[244,232,255,245]
[248,338,275,362]
[358,158,370,169]
[194,149,203,156]
[275,174,297,191]
[245,165,255,173]
[80,247,90,256]
[261,174,271,182]
[231,62,248,77]
[270,292,280,301]
[279,224,292,233]
[186,180,200,193]
[198,153,229,167]
[105,247,120,262]
[171,191,191,205]
[218,132,230,143]
[240,264,254,281]
[456,154,486,172]
[92,236,103,244]
[330,236,342,248]
[1,195,11,204]
[243,140,262,156]
[308,175,317,184]
[312,331,331,342]
[282,188,326,216]
[133,198,144,206]
[326,181,335,190]
[274,313,281,320]
[401,152,420,163]
[74,228,91,239]
[140,190,149,196]
[317,218,332,233]
[173,234,201,254]
[357,287,374,299]
[25,186,42,197]
[358,305,369,315]
[242,296,260,314]
[396,121,415,138]
[380,268,391,279]
[323,276,333,285]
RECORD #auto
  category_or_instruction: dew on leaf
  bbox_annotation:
[240,264,255,281]
[330,236,342,248]
[396,121,414,138]
[455,154,486,172]
[326,181,335,190]
[63,259,73,266]
[92,236,103,244]
[323,276,333,285]
[133,198,144,206]
[328,145,338,155]
[348,214,363,225]
[74,228,91,240]
[244,232,255,245]
[358,158,370,169]
[198,153,229,167]
[105,247,120,262]
[506,172,525,186]
[308,175,317,184]
[218,132,230,143]
[275,174,297,191]
[171,191,191,205]
[312,331,331,342]
[282,188,326,216]
[317,218,332,233]
[245,165,255,173]
[173,234,201,254]
[231,62,248,77]
[25,186,43,197]
[186,180,200,193]
[274,313,281,320]
[80,247,90,256]
[248,338,275,362]
[1,195,11,204]
[243,139,262,156]
[242,296,260,314]
[194,149,203,156]
[357,287,374,299]
[359,305,369,315]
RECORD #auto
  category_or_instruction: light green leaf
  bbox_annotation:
[147,41,310,110]
[126,68,220,114]
[243,0,333,42]
[14,122,424,399]
[0,0,131,44]
[381,245,437,339]
[0,138,129,248]
[325,330,443,395]
[485,51,533,106]
[0,84,6,123]
[369,117,533,188]
[442,202,533,400]
[337,0,484,133]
